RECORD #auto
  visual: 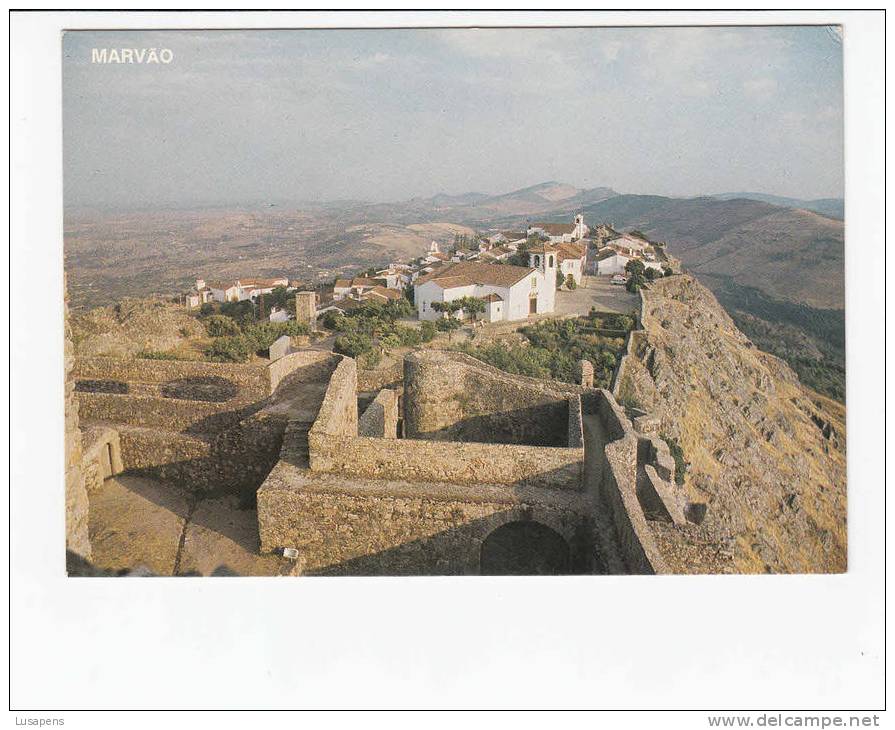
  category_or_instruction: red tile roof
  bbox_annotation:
[530,222,575,236]
[416,261,534,289]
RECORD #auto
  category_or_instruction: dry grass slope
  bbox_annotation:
[617,275,846,574]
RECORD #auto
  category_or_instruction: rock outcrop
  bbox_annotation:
[71,298,207,358]
[615,275,846,573]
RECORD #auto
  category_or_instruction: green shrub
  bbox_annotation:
[662,434,688,486]
[241,321,310,353]
[565,274,577,290]
[219,299,255,326]
[358,349,382,369]
[204,314,241,337]
[391,324,422,347]
[206,336,253,363]
[420,321,437,342]
[436,317,461,332]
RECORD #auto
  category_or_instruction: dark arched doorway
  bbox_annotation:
[480,521,570,575]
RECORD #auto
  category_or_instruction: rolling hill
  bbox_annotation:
[568,194,845,400]
[711,192,844,221]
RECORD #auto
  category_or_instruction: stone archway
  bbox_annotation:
[480,520,570,575]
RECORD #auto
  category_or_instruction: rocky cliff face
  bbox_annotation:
[616,275,846,574]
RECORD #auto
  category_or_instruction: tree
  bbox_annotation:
[334,332,375,359]
[320,309,346,331]
[662,264,673,277]
[556,270,566,289]
[644,267,661,281]
[203,314,241,337]
[431,300,463,320]
[456,296,485,321]
[625,259,646,292]
[625,259,646,278]
[565,274,577,290]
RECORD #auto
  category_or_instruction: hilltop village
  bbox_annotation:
[183,215,672,325]
[65,214,846,578]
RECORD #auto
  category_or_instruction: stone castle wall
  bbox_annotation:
[312,435,584,491]
[610,288,647,400]
[64,278,91,561]
[268,351,336,393]
[75,357,271,401]
[308,354,584,490]
[117,412,289,497]
[358,389,399,438]
[294,291,317,330]
[403,350,584,446]
[77,391,261,433]
[258,469,595,575]
[76,350,336,401]
[583,390,668,574]
[74,350,337,499]
[357,357,404,392]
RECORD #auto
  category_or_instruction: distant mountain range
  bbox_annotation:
[404,182,845,399]
[571,194,843,310]
[523,191,845,399]
[408,181,619,220]
[709,192,843,221]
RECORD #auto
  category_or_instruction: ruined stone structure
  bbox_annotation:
[73,338,702,575]
[74,351,339,502]
[253,349,694,575]
[578,359,594,389]
[294,291,317,330]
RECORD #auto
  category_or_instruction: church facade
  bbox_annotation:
[414,256,557,324]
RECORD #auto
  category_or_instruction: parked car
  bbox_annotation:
[610,274,627,286]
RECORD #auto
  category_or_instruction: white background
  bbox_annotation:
[7,8,887,721]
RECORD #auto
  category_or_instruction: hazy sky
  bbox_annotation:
[63,26,844,208]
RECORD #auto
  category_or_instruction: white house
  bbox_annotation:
[595,248,664,276]
[595,250,631,276]
[604,233,650,257]
[414,258,556,323]
[553,242,588,285]
[333,276,382,301]
[374,269,407,290]
[269,307,292,323]
[201,276,289,304]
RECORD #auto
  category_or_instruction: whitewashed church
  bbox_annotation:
[414,253,557,323]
